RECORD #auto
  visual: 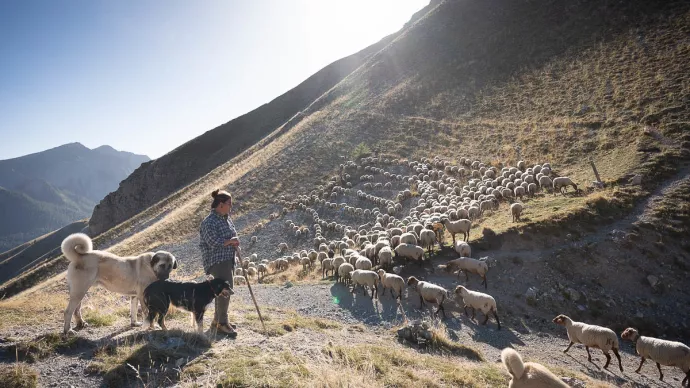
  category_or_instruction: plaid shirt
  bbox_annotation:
[199,210,237,273]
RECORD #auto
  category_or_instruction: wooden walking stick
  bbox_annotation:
[237,249,267,335]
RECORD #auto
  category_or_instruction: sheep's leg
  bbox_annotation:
[682,370,689,386]
[381,286,386,296]
[635,357,645,373]
[585,346,592,362]
[481,312,489,325]
[463,305,469,316]
[656,363,664,381]
[465,271,470,282]
[470,307,476,320]
[563,342,574,353]
[602,350,611,369]
[612,348,623,372]
[482,275,487,289]
[373,284,378,300]
[493,310,501,330]
[437,302,446,319]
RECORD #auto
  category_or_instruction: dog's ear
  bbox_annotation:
[150,253,161,268]
[172,257,178,269]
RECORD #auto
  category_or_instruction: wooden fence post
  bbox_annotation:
[589,158,604,188]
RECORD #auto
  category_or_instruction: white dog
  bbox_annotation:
[61,233,177,335]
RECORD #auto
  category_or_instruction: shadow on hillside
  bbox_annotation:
[95,329,211,388]
[0,333,99,364]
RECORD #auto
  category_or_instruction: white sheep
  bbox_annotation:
[453,241,471,259]
[552,314,622,371]
[442,218,471,243]
[407,276,449,318]
[321,258,335,278]
[394,243,425,265]
[355,256,373,270]
[377,269,404,300]
[300,257,312,272]
[278,242,288,252]
[246,266,258,279]
[378,246,393,269]
[454,286,500,329]
[419,228,437,256]
[275,258,289,271]
[337,262,355,285]
[501,348,568,388]
[234,268,244,276]
[511,203,523,222]
[351,269,378,299]
[538,176,553,192]
[621,327,690,384]
[444,257,488,289]
[399,232,418,245]
[552,177,579,195]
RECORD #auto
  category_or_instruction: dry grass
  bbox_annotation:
[228,303,342,337]
[7,333,85,363]
[260,263,333,285]
[0,364,38,388]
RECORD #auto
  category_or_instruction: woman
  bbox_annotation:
[199,189,239,337]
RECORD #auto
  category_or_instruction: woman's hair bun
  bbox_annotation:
[211,189,219,199]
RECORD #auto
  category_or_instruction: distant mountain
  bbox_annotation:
[0,143,149,252]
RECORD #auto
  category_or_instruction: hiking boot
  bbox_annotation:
[215,322,237,338]
[211,320,237,329]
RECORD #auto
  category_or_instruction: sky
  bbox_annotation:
[0,0,429,160]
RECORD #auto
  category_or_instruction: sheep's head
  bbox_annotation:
[453,285,467,296]
[377,269,385,279]
[621,328,640,341]
[552,314,570,326]
[406,276,419,288]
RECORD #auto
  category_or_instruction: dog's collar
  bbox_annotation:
[207,280,219,297]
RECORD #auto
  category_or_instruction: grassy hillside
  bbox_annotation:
[1,1,688,386]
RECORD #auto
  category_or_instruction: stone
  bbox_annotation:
[526,287,539,301]
[647,275,659,288]
[630,174,643,185]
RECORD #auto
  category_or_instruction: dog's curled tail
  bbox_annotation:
[501,347,525,380]
[61,233,93,263]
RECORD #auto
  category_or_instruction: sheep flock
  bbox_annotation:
[235,155,687,386]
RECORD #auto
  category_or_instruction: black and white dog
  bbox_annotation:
[143,277,233,333]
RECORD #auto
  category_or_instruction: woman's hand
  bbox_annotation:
[224,237,240,247]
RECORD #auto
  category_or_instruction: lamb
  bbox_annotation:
[419,228,437,256]
[337,263,355,285]
[454,286,500,329]
[407,276,449,318]
[552,314,622,371]
[377,269,404,300]
[300,257,312,272]
[552,177,579,195]
[453,241,471,259]
[350,269,378,299]
[621,327,690,384]
[444,257,488,289]
[246,266,257,279]
[394,243,425,265]
[511,202,524,222]
[501,348,568,388]
[321,258,335,278]
[442,218,471,243]
[275,258,289,271]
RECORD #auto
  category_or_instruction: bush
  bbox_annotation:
[351,143,371,160]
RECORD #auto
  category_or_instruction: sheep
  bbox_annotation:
[453,241,471,259]
[419,228,437,256]
[621,327,690,384]
[257,263,268,278]
[552,177,579,195]
[300,257,312,272]
[442,218,471,243]
[278,242,288,252]
[394,243,425,265]
[337,263,355,285]
[552,314,622,371]
[251,236,258,244]
[501,348,568,388]
[233,275,246,285]
[378,246,393,269]
[234,268,244,276]
[399,232,418,245]
[377,269,404,300]
[454,286,500,329]
[511,203,523,222]
[355,256,373,270]
[448,256,488,288]
[275,258,289,271]
[321,258,335,278]
[538,176,553,192]
[407,276,448,318]
[350,269,378,299]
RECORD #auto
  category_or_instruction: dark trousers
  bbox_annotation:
[207,260,235,324]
